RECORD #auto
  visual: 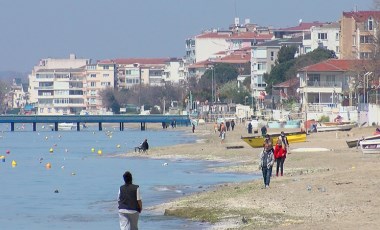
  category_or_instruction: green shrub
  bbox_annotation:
[318,115,329,122]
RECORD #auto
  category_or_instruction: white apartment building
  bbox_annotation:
[85,60,116,114]
[309,22,340,58]
[195,31,231,63]
[163,58,185,84]
[29,54,91,115]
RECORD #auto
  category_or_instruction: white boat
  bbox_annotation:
[360,139,380,154]
[49,123,76,131]
[316,123,356,132]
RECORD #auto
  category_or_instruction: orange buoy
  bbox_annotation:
[45,163,51,169]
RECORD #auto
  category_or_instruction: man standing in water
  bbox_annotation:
[118,171,142,230]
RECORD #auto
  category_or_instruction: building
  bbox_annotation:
[309,22,341,58]
[274,21,326,39]
[85,60,116,114]
[28,54,91,115]
[9,78,28,109]
[340,11,380,59]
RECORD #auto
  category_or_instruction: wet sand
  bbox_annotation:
[123,122,380,229]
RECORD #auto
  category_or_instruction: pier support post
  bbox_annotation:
[77,122,80,131]
[99,122,103,131]
[120,122,124,131]
[11,122,14,132]
[33,122,36,131]
[55,122,58,131]
[141,122,146,131]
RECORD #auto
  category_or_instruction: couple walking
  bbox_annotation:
[259,131,289,188]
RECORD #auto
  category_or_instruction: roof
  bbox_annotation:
[276,22,326,31]
[228,32,273,40]
[273,77,299,88]
[298,59,360,72]
[36,68,85,73]
[113,58,170,65]
[213,51,251,64]
[196,32,232,39]
[343,11,380,22]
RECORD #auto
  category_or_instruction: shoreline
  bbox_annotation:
[122,122,380,229]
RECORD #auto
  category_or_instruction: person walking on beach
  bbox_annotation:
[220,122,226,143]
[226,120,230,131]
[231,120,235,131]
[259,143,274,188]
[192,123,195,133]
[261,125,267,137]
[274,138,287,176]
[118,171,142,230]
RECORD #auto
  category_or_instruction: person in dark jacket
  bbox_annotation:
[118,171,142,230]
[259,143,275,188]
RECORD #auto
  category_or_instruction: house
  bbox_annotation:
[340,11,380,59]
[297,59,360,113]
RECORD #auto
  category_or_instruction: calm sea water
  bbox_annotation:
[0,124,254,229]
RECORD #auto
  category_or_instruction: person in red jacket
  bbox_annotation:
[274,138,287,176]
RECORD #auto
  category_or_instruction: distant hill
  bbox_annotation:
[0,71,29,83]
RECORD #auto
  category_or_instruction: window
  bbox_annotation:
[336,46,340,53]
[318,33,327,40]
[125,70,132,75]
[360,35,373,43]
[90,74,96,78]
[103,74,109,78]
[335,33,339,41]
[90,82,96,87]
[257,75,267,87]
[368,17,374,31]
[352,35,356,46]
[101,82,111,86]
[257,62,266,71]
[103,65,109,70]
[360,52,371,59]
[270,51,275,60]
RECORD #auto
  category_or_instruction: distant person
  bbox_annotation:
[279,131,289,152]
[274,138,287,176]
[118,171,142,230]
[135,139,149,153]
[231,120,235,131]
[220,122,226,143]
[226,120,230,131]
[261,125,267,137]
[247,122,253,134]
[192,123,195,133]
[264,134,272,146]
[259,143,274,188]
[214,122,218,133]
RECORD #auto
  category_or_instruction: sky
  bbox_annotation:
[0,0,374,72]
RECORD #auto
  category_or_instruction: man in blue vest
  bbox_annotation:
[118,171,142,230]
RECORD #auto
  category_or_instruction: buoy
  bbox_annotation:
[45,162,51,169]
[6,150,10,154]
[45,136,48,140]
[61,166,65,169]
[65,149,68,153]
[71,172,76,175]
[11,160,17,167]
[0,156,5,162]
[116,144,121,148]
[97,150,102,155]
[49,148,54,153]
[91,148,95,153]
[54,189,59,193]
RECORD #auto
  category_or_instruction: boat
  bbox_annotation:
[241,131,307,148]
[360,139,380,154]
[49,123,76,131]
[346,134,380,148]
[316,123,356,132]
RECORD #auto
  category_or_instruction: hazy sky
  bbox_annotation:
[0,0,373,72]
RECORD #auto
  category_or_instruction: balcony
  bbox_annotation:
[306,81,342,88]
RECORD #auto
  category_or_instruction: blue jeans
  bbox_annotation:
[262,166,272,186]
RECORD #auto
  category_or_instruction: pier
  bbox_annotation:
[0,115,191,131]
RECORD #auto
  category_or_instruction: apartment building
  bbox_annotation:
[29,54,91,115]
[85,60,116,113]
[309,22,341,58]
[163,58,185,84]
[340,11,380,59]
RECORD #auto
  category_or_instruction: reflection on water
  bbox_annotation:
[0,124,254,229]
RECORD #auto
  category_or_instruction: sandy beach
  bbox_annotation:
[124,122,380,229]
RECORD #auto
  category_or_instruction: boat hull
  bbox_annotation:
[241,132,307,148]
[317,123,356,132]
[360,139,380,154]
[346,134,380,148]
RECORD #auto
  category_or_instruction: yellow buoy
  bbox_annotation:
[11,160,17,167]
[91,148,95,153]
[49,148,54,153]
[97,150,102,155]
[45,162,51,169]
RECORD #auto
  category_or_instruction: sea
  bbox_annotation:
[0,123,255,230]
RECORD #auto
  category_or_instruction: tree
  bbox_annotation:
[218,81,250,104]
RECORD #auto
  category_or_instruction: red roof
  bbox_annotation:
[277,22,325,31]
[273,78,299,88]
[196,32,232,39]
[113,58,170,65]
[97,59,114,64]
[343,11,380,22]
[299,59,362,72]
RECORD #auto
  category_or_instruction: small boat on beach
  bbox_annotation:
[360,139,380,154]
[346,134,380,148]
[316,123,356,132]
[241,131,307,148]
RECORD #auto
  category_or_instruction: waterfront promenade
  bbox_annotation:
[0,114,190,131]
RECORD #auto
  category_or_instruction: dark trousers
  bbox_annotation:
[262,166,272,186]
[276,157,285,176]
